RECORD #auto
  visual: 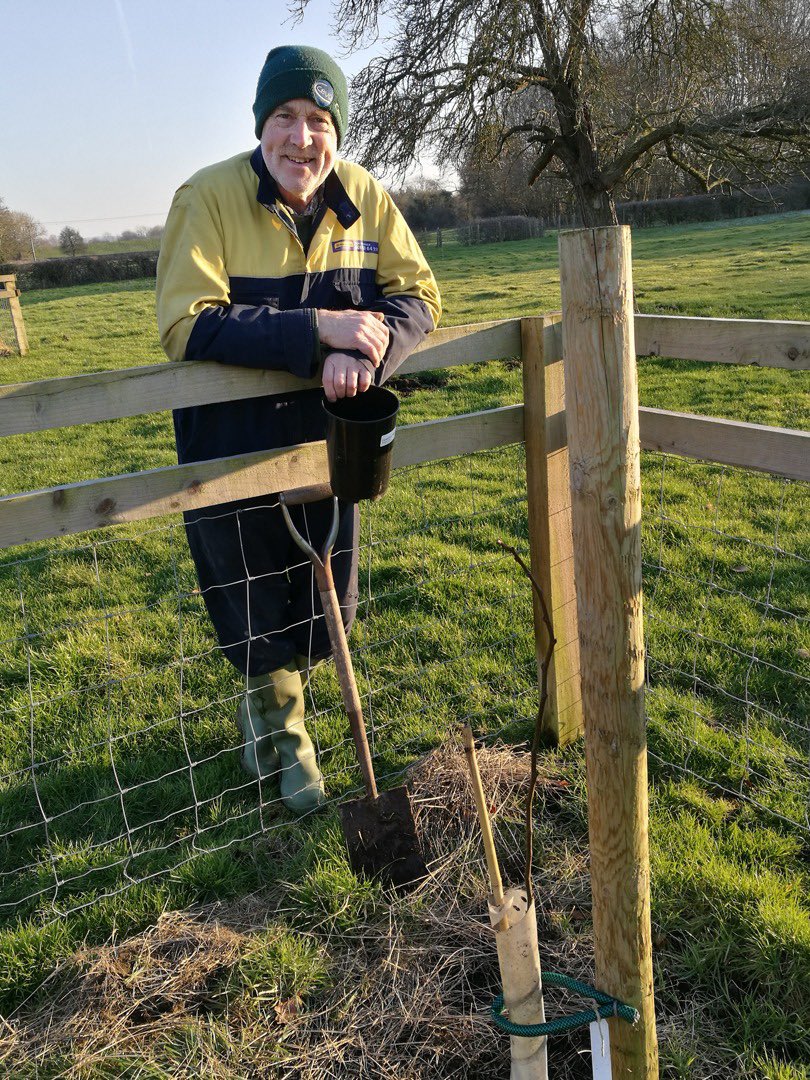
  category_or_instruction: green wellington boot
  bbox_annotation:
[296,654,323,694]
[237,675,281,780]
[237,662,325,815]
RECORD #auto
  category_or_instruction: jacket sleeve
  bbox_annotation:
[370,189,442,385]
[155,181,320,377]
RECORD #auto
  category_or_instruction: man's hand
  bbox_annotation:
[317,309,389,368]
[322,352,376,402]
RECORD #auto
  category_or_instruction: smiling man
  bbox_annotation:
[156,46,440,815]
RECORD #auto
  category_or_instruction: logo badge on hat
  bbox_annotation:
[312,79,334,108]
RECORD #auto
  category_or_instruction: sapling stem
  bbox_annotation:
[498,541,556,906]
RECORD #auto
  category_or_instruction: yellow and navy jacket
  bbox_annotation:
[156,148,441,466]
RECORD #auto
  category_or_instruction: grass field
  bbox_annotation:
[0,213,807,1078]
[33,236,164,260]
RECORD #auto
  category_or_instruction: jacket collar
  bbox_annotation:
[250,146,360,229]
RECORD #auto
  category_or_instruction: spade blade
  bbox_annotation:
[339,785,428,891]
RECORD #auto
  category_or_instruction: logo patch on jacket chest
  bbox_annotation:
[331,240,379,253]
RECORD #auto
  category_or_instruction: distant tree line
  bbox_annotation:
[48,222,164,255]
[0,203,166,262]
[391,168,810,240]
[3,150,808,284]
[117,225,164,242]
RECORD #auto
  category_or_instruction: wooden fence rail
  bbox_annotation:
[1,314,807,438]
[0,406,528,548]
[0,320,522,437]
[634,313,809,369]
[640,409,808,480]
[0,403,806,551]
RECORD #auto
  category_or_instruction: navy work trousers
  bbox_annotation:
[183,494,359,677]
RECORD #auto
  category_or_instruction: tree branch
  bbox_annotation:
[528,139,561,183]
[664,139,729,190]
[604,96,810,189]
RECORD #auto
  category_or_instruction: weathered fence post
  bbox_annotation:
[558,226,658,1077]
[0,274,29,356]
[521,314,583,744]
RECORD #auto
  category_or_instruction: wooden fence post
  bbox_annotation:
[0,275,28,356]
[558,226,658,1077]
[521,314,583,744]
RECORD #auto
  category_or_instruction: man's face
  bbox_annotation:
[261,98,337,212]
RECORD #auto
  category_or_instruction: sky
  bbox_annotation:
[2,0,404,239]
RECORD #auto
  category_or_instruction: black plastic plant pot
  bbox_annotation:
[322,385,400,502]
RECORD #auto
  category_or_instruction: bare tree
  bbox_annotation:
[0,200,46,261]
[300,0,810,225]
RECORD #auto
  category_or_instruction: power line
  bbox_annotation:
[40,211,166,225]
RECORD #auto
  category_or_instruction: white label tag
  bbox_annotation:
[589,1019,611,1080]
[379,429,396,447]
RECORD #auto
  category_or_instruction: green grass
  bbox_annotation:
[0,213,808,1077]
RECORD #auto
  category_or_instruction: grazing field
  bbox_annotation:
[0,213,807,1078]
[33,236,164,260]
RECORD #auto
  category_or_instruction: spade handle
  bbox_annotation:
[315,558,379,801]
[278,492,378,801]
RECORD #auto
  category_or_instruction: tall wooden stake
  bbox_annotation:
[558,226,659,1078]
[0,275,28,356]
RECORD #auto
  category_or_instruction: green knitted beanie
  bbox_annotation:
[253,46,348,146]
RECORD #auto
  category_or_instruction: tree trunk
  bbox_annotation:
[551,86,618,228]
[571,180,618,227]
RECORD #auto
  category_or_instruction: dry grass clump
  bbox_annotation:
[79,913,244,1025]
[0,911,255,1076]
[0,741,598,1079]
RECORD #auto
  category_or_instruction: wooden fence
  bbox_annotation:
[0,310,805,751]
[0,229,807,1076]
[0,274,28,357]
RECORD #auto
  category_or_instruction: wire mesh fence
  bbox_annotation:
[0,445,539,926]
[641,451,808,835]
[1,437,806,938]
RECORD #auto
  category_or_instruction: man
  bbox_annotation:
[156,46,441,815]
